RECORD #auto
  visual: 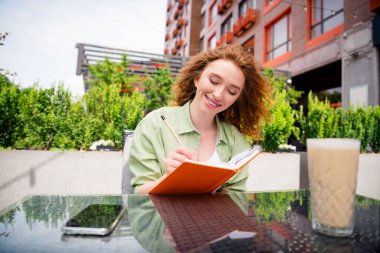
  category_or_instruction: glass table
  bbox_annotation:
[0,190,379,252]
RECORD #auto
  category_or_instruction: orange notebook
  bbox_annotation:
[149,147,261,194]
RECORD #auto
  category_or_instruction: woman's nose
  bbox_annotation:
[212,86,224,99]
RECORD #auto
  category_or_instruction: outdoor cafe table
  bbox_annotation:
[0,190,379,253]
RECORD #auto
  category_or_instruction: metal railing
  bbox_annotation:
[76,43,188,92]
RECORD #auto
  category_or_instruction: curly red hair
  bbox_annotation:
[173,44,271,140]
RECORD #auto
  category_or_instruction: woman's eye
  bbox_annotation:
[228,90,237,96]
[209,78,218,85]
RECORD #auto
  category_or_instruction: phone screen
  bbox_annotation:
[63,204,126,235]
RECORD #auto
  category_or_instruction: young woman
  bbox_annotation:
[129,44,270,194]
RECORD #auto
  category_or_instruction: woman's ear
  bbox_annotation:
[194,75,200,88]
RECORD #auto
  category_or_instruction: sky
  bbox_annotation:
[0,0,167,96]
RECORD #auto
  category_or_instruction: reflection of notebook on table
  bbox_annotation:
[150,194,257,253]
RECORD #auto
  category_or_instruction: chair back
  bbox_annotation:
[122,132,134,194]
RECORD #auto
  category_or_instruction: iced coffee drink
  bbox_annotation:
[307,138,360,237]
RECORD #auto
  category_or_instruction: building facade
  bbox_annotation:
[165,0,380,108]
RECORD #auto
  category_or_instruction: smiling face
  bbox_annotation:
[192,59,245,117]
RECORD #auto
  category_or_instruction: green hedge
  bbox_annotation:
[0,83,146,150]
[1,63,379,152]
[298,92,380,153]
[260,70,379,153]
[0,55,172,150]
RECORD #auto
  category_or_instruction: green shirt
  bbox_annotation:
[129,101,250,193]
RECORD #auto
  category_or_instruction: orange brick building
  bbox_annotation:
[165,0,380,107]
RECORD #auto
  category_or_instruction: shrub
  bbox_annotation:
[259,69,302,152]
[260,90,297,151]
[336,106,374,152]
[0,46,152,150]
[64,100,87,150]
[14,84,73,150]
[370,106,380,152]
[83,84,146,149]
[359,106,376,152]
[143,67,174,113]
[297,92,338,144]
[0,75,20,147]
[298,92,379,153]
[87,54,137,92]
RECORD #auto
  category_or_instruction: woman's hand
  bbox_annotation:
[137,146,196,194]
[165,146,197,175]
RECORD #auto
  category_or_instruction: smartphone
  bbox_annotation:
[62,204,127,236]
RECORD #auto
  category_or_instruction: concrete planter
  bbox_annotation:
[246,152,380,200]
[247,152,301,192]
[357,153,380,200]
[0,150,122,211]
[0,150,379,211]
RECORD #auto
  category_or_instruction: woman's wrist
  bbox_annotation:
[137,174,168,194]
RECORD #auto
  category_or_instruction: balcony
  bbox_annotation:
[167,3,172,12]
[166,18,171,26]
[216,31,233,47]
[233,16,245,36]
[218,0,232,15]
[165,33,170,41]
[233,8,256,37]
[177,18,186,29]
[172,48,178,55]
[174,9,180,19]
[172,28,179,38]
[243,8,256,29]
[370,0,380,12]
[177,0,188,6]
[176,39,184,49]
[164,49,169,55]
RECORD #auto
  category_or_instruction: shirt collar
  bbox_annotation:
[178,101,228,145]
[215,115,228,145]
[178,101,197,135]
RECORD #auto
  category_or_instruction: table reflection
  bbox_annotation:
[0,191,379,253]
[127,191,380,253]
[128,193,256,252]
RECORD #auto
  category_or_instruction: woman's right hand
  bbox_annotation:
[137,146,196,194]
[165,146,197,175]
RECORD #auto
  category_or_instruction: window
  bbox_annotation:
[266,12,291,61]
[310,0,343,39]
[221,15,232,35]
[243,36,255,55]
[238,0,256,17]
[201,12,205,28]
[172,40,176,50]
[238,1,246,17]
[200,36,204,51]
[209,1,218,26]
[208,34,217,49]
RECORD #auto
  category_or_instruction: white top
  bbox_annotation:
[205,148,221,163]
[205,130,221,163]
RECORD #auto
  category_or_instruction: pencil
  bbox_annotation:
[161,115,184,147]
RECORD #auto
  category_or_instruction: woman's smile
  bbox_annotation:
[205,95,221,108]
